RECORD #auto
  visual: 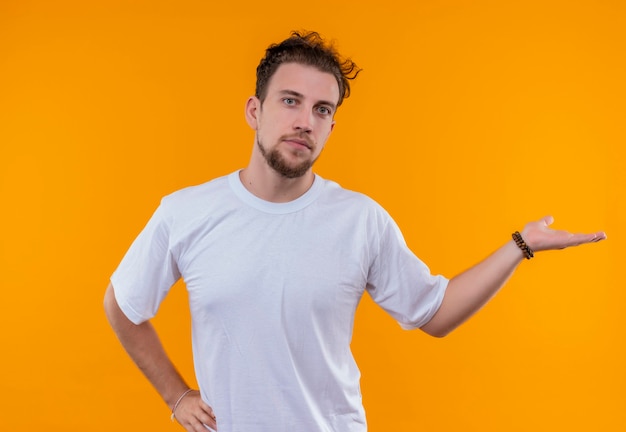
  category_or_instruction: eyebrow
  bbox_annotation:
[278,89,337,110]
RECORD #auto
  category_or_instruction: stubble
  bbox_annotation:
[256,136,319,179]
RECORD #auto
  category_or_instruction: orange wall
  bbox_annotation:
[0,0,623,431]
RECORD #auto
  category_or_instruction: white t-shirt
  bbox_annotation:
[111,171,448,432]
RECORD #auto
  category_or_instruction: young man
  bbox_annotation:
[104,31,606,432]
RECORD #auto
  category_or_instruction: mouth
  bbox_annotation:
[283,137,312,150]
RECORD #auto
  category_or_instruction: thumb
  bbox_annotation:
[542,215,555,226]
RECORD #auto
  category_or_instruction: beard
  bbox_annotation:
[256,135,319,179]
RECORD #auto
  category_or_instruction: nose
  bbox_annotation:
[293,107,313,134]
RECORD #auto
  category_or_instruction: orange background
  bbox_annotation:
[0,0,623,431]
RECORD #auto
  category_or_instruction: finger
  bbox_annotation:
[195,402,217,430]
[569,232,604,246]
[542,215,555,226]
[183,417,215,432]
[197,410,217,427]
[199,400,216,418]
[196,416,217,431]
[203,419,217,431]
[192,421,212,432]
[586,232,607,243]
[198,401,216,424]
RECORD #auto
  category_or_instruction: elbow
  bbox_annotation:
[421,327,452,338]
[420,319,456,338]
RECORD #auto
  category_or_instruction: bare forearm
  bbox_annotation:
[421,240,524,337]
[420,216,605,338]
[103,284,190,409]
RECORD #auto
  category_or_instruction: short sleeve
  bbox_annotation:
[366,217,448,330]
[110,200,181,324]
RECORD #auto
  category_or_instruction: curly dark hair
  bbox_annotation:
[255,31,361,107]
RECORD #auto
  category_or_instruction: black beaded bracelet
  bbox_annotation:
[512,231,534,259]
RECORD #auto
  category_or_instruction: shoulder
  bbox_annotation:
[320,177,383,206]
[165,174,229,201]
[150,173,236,228]
[159,174,230,208]
[317,177,392,221]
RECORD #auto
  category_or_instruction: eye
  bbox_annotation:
[283,98,296,106]
[317,106,332,116]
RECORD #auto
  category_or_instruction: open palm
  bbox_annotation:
[521,215,606,252]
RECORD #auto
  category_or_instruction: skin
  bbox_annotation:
[104,62,607,431]
[103,288,217,431]
[240,62,338,203]
[420,215,606,337]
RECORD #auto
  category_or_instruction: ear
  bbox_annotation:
[245,96,261,130]
[327,120,336,139]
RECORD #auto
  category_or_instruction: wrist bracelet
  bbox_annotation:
[171,389,195,421]
[512,231,534,259]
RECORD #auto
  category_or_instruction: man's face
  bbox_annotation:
[246,62,339,178]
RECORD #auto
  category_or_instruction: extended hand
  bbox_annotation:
[173,390,217,431]
[521,215,606,253]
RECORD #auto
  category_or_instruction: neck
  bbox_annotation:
[239,159,315,203]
